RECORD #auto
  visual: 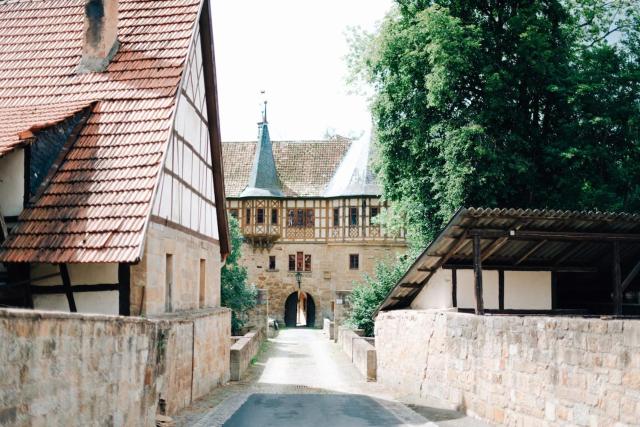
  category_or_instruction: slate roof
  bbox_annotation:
[0,0,209,263]
[239,122,284,198]
[324,134,380,197]
[222,137,352,198]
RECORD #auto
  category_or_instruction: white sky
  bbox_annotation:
[211,0,393,142]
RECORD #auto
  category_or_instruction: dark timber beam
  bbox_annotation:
[469,229,640,242]
[481,237,509,262]
[0,208,7,243]
[31,284,119,294]
[59,264,77,313]
[622,259,640,292]
[451,268,457,308]
[553,241,589,267]
[613,242,622,316]
[399,283,422,288]
[473,234,484,315]
[443,264,596,273]
[515,240,546,265]
[118,263,131,316]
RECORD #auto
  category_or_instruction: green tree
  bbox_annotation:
[221,216,257,334]
[350,0,640,245]
[347,252,415,336]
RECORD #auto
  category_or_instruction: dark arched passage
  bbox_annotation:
[284,291,315,327]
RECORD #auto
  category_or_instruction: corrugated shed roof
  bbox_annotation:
[223,138,352,197]
[378,207,640,313]
[0,0,205,263]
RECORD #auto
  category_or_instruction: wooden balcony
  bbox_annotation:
[242,224,281,248]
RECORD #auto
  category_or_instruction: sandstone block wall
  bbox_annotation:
[242,242,405,328]
[230,331,261,381]
[337,327,376,381]
[0,307,231,426]
[0,309,159,427]
[153,308,231,415]
[323,318,335,340]
[376,310,640,426]
[131,222,223,316]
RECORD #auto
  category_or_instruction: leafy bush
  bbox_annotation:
[221,216,257,334]
[347,251,416,336]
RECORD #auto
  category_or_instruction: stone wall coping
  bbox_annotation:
[230,331,259,351]
[148,307,231,322]
[0,307,151,324]
[380,308,640,323]
[0,306,232,326]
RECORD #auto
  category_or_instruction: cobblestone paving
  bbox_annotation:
[174,328,489,427]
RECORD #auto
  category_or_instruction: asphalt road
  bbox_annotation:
[178,328,490,427]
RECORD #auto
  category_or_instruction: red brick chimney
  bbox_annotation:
[76,0,119,73]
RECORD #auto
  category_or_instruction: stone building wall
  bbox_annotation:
[131,221,223,316]
[241,242,405,328]
[0,307,231,426]
[375,310,640,426]
[154,308,231,414]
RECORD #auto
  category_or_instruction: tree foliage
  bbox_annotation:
[351,0,640,245]
[221,216,257,334]
[346,252,416,336]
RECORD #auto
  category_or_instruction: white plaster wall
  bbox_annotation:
[75,292,119,315]
[31,263,119,315]
[31,263,118,285]
[32,294,69,312]
[33,292,119,315]
[410,268,453,309]
[504,271,551,309]
[457,269,499,309]
[0,149,25,216]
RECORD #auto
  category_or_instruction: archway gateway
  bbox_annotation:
[284,291,315,327]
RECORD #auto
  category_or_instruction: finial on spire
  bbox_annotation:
[260,90,268,124]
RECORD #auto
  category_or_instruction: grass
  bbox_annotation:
[250,339,271,365]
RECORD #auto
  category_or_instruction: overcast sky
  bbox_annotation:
[211,0,393,142]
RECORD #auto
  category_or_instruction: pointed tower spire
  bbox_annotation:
[240,97,283,198]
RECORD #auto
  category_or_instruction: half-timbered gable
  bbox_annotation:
[152,21,219,240]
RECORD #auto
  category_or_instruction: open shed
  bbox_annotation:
[378,207,640,316]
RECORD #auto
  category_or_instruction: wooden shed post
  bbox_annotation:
[613,241,622,316]
[473,234,485,315]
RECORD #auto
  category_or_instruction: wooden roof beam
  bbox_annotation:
[469,229,640,242]
[553,241,589,266]
[481,236,509,262]
[442,264,596,273]
[622,258,640,292]
[514,240,547,265]
[399,283,422,288]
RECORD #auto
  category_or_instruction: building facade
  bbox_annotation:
[223,112,406,328]
[0,0,229,318]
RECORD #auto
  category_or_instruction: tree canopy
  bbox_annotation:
[351,0,640,246]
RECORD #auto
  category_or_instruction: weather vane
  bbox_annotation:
[260,90,267,123]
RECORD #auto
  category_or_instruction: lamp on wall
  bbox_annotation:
[295,271,302,289]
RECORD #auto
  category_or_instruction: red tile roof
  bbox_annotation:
[0,0,204,263]
[222,140,352,198]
